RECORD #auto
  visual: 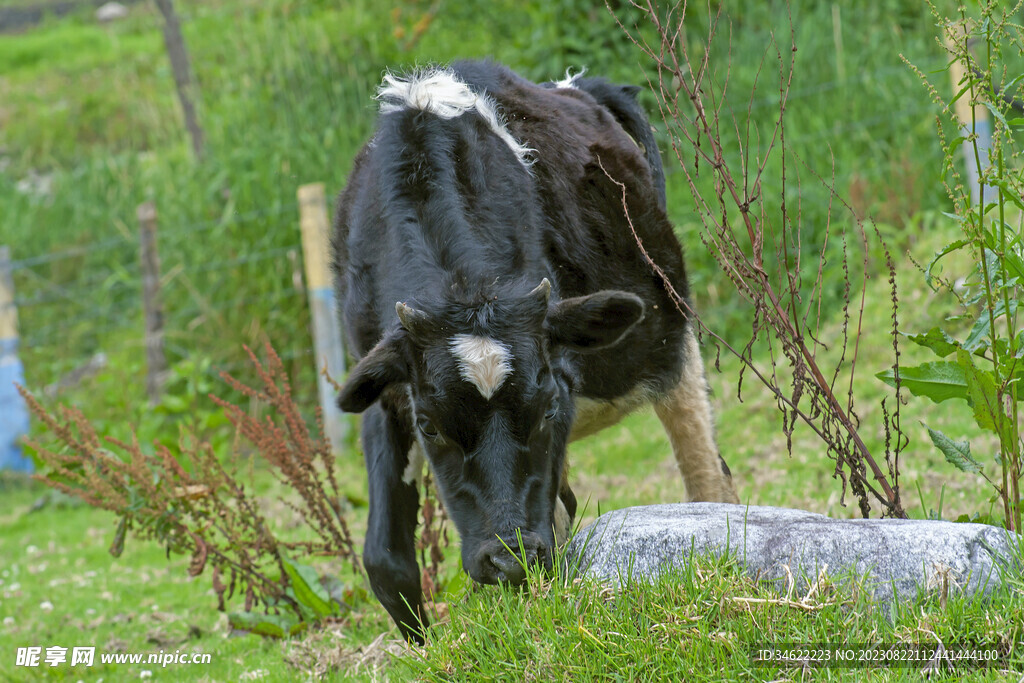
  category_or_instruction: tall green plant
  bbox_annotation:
[880,0,1024,531]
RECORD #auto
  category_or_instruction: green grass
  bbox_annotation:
[397,552,1023,682]
[3,457,1021,681]
[5,465,1019,681]
[2,0,1023,680]
[0,473,394,683]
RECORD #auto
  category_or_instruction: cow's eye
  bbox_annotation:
[418,418,441,440]
[544,403,559,421]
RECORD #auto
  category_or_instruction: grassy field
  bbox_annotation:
[2,0,1023,680]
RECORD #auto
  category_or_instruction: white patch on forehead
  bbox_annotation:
[449,334,512,400]
[552,66,586,90]
[377,68,534,168]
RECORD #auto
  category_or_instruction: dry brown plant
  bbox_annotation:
[610,1,906,517]
[18,342,362,623]
[417,471,451,603]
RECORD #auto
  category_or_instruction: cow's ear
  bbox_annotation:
[547,291,644,351]
[337,334,409,413]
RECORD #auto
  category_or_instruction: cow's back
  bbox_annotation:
[455,62,692,397]
[334,61,692,398]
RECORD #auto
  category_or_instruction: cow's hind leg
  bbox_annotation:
[653,326,740,503]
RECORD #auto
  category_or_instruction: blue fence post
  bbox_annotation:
[0,246,33,473]
[298,183,349,452]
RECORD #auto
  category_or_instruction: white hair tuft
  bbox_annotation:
[551,66,587,90]
[377,68,534,168]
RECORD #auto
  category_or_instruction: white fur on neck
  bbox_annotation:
[377,68,534,168]
[450,334,512,400]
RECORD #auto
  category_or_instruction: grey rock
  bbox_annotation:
[96,2,128,22]
[566,504,1021,604]
[14,170,53,198]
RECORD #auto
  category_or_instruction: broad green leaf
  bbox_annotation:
[945,134,967,150]
[956,348,1010,441]
[282,587,315,622]
[987,248,1023,291]
[160,395,189,413]
[963,298,1018,354]
[963,315,993,354]
[905,327,960,358]
[1004,73,1024,95]
[228,611,296,638]
[955,512,999,525]
[925,238,970,286]
[876,362,967,403]
[927,427,982,474]
[282,558,336,618]
[1001,244,1024,283]
[984,101,1010,131]
[949,81,973,106]
[985,178,1024,211]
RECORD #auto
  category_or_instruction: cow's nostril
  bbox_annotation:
[476,533,547,585]
[490,551,528,584]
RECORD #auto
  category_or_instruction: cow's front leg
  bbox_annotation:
[654,326,740,503]
[361,402,426,644]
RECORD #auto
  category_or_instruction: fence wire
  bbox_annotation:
[7,198,320,410]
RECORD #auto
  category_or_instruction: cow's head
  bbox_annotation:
[338,279,644,585]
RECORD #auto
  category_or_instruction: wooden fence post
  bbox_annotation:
[298,183,348,452]
[138,202,168,405]
[0,246,33,473]
[154,0,204,160]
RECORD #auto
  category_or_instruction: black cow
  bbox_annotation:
[332,60,739,643]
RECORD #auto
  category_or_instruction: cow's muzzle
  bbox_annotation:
[473,531,546,585]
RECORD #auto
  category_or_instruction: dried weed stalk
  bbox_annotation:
[612,2,906,517]
[417,471,450,602]
[17,342,361,620]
